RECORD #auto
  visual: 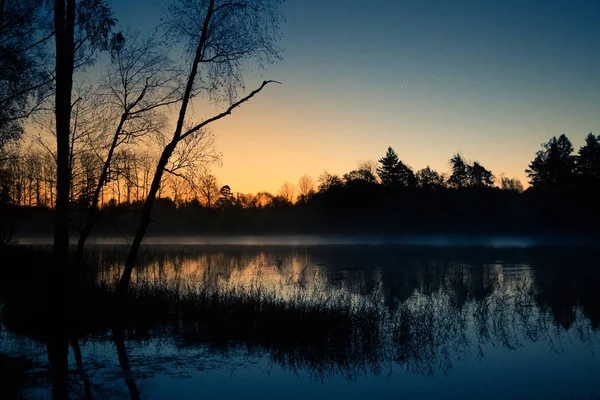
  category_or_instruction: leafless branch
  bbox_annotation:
[179,80,279,142]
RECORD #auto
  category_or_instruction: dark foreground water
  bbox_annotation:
[1,243,600,399]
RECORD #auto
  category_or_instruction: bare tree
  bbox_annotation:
[297,174,315,202]
[500,175,524,193]
[116,0,284,297]
[255,191,274,208]
[137,151,156,200]
[68,84,107,205]
[74,149,100,205]
[164,128,219,181]
[317,170,344,192]
[3,144,27,205]
[73,32,183,268]
[33,81,107,217]
[197,171,219,208]
[37,151,56,207]
[237,192,258,208]
[358,159,380,183]
[163,173,185,205]
[278,180,295,204]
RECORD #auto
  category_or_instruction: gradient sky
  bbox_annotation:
[109,0,600,195]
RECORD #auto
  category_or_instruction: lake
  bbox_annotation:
[1,242,599,399]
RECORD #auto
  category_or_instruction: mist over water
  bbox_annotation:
[12,233,599,247]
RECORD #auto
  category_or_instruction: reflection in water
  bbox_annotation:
[70,339,92,400]
[1,245,600,398]
[113,327,140,400]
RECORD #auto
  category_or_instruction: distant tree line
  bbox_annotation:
[3,132,599,236]
[0,146,183,209]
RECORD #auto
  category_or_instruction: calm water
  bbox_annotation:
[1,243,600,399]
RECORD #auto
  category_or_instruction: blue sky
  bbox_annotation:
[107,0,600,193]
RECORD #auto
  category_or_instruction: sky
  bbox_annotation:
[108,0,600,195]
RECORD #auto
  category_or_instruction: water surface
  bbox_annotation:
[1,243,599,399]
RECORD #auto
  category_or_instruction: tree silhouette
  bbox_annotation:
[317,171,344,192]
[526,134,575,189]
[0,0,53,149]
[358,160,379,181]
[343,167,377,185]
[416,166,445,190]
[278,181,295,204]
[467,161,494,188]
[500,176,524,192]
[447,155,494,189]
[377,147,399,186]
[377,147,416,188]
[576,133,600,189]
[448,154,469,188]
[398,165,417,188]
[216,184,235,209]
[197,171,219,208]
[297,174,315,203]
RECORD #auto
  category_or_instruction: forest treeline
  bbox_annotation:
[2,131,599,237]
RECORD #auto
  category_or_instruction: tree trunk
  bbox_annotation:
[112,327,140,400]
[50,1,76,396]
[47,335,69,400]
[54,0,75,273]
[70,339,93,400]
[116,142,175,298]
[36,178,41,206]
[116,177,121,204]
[74,114,127,270]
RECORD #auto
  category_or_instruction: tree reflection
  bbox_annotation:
[70,339,93,400]
[94,247,599,381]
[112,327,140,400]
[1,246,599,396]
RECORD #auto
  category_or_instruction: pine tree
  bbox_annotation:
[417,166,445,190]
[377,146,400,187]
[576,133,600,187]
[397,161,417,188]
[448,154,469,188]
[468,162,494,187]
[526,134,575,189]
